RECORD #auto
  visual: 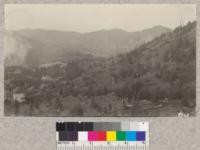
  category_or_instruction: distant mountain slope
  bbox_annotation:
[4,31,31,66]
[4,26,170,66]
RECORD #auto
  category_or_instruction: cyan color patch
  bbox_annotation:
[126,131,136,141]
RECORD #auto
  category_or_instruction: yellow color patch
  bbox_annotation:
[106,131,116,141]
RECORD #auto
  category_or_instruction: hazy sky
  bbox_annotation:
[5,4,196,33]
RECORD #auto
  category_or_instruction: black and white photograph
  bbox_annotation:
[4,4,196,117]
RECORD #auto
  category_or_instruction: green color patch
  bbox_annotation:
[116,131,126,141]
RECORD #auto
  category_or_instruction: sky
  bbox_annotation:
[5,4,196,33]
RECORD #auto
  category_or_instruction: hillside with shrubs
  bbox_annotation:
[4,21,196,116]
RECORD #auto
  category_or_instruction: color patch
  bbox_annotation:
[93,122,104,131]
[56,122,65,131]
[76,122,84,131]
[126,131,136,141]
[97,131,106,141]
[78,132,88,141]
[136,131,145,141]
[121,121,130,131]
[116,131,126,141]
[106,131,116,141]
[84,122,93,131]
[88,131,98,141]
[66,122,76,131]
[68,131,78,141]
[59,131,68,141]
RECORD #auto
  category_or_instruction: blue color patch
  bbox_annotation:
[126,131,136,141]
[136,131,146,141]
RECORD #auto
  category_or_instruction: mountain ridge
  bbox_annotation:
[5,25,171,66]
[6,25,170,34]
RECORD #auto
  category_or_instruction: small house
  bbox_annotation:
[13,93,25,103]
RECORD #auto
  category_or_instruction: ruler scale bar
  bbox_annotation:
[57,146,148,150]
[56,122,149,150]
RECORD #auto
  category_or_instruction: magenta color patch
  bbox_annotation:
[88,131,98,141]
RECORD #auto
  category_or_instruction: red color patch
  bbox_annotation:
[97,131,106,141]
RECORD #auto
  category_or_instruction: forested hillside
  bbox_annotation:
[111,21,196,107]
[4,21,196,116]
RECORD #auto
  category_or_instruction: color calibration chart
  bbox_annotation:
[56,122,149,150]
